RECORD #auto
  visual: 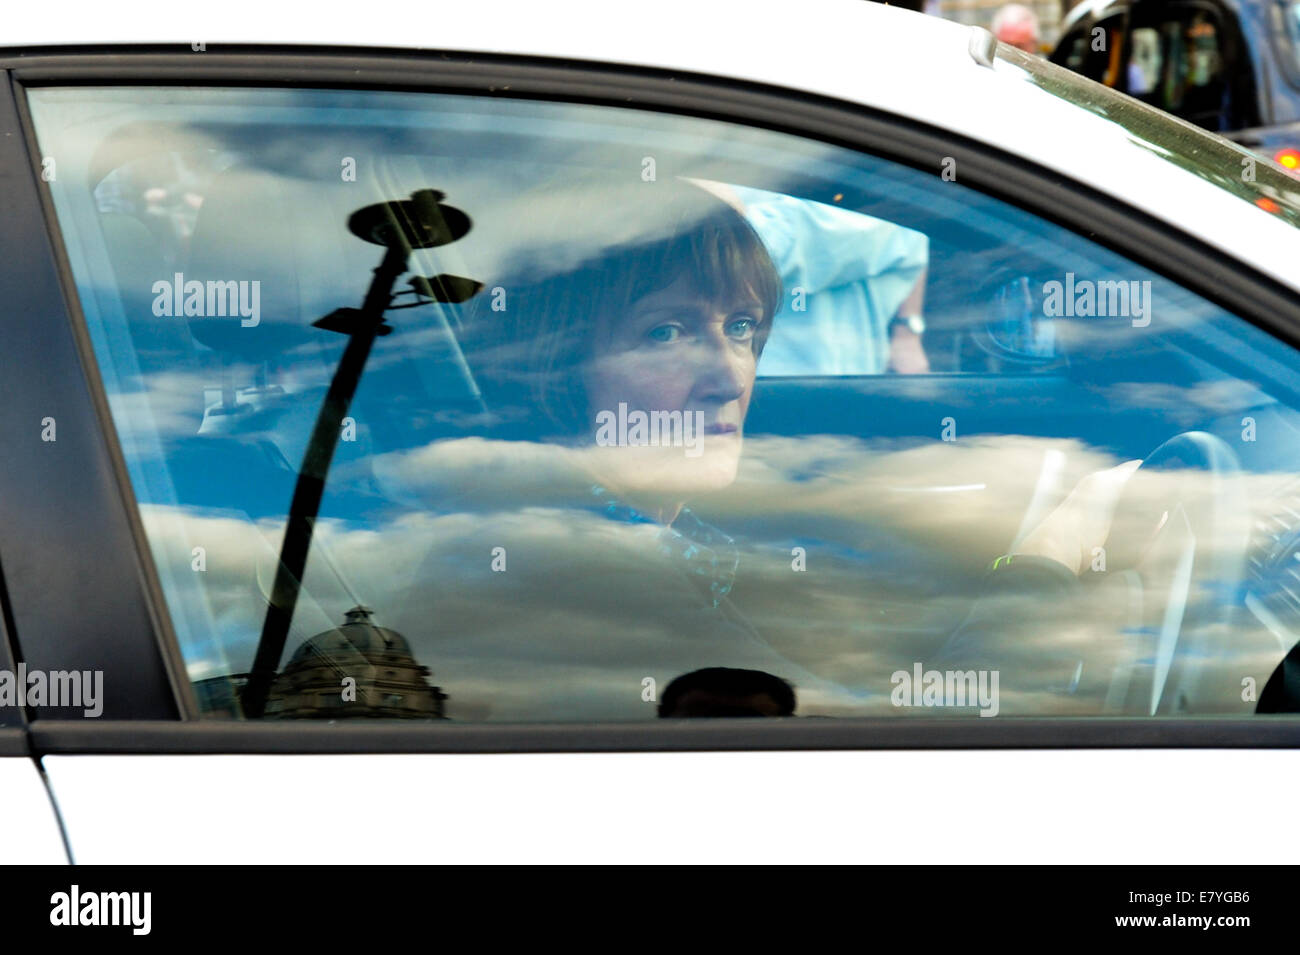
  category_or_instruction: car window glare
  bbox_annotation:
[27,84,1300,723]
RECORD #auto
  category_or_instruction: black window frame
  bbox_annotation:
[5,45,1300,752]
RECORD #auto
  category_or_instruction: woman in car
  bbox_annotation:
[438,177,1137,720]
[432,179,867,718]
[489,179,779,531]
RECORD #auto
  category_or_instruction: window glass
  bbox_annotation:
[1127,27,1164,95]
[1126,7,1232,130]
[1287,0,1300,72]
[28,86,1300,722]
[1057,16,1124,85]
[1055,6,1256,133]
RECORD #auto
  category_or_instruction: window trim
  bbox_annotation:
[0,728,30,757]
[0,69,183,721]
[8,46,1300,747]
[27,717,1300,753]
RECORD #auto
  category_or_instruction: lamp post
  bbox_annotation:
[241,189,478,719]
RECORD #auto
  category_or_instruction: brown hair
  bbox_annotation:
[469,179,782,439]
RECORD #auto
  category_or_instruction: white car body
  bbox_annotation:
[6,0,1297,290]
[3,0,1298,865]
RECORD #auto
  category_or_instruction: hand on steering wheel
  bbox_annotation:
[1017,433,1248,714]
[1015,458,1143,574]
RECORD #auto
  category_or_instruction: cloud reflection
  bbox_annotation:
[140,430,1292,721]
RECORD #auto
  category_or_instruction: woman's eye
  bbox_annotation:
[646,323,683,344]
[726,315,760,341]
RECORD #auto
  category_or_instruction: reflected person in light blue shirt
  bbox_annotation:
[728,184,929,376]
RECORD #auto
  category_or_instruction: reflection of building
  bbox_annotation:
[265,606,447,719]
[193,673,248,719]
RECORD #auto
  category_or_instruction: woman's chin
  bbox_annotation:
[583,443,741,497]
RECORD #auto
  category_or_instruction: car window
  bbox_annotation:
[1125,4,1240,131]
[1052,3,1259,134]
[27,85,1300,721]
[1056,14,1128,86]
[1286,0,1300,71]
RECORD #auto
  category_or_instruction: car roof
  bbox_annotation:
[7,0,1300,294]
[7,0,973,90]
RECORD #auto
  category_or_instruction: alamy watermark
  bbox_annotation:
[0,664,103,717]
[151,272,261,327]
[1043,273,1151,327]
[50,886,151,935]
[890,663,1000,717]
[594,403,705,457]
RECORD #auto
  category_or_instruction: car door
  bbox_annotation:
[0,630,66,865]
[0,72,118,865]
[7,42,1300,864]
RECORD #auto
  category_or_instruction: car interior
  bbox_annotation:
[37,88,1300,720]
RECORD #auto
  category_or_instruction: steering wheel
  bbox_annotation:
[1101,431,1249,715]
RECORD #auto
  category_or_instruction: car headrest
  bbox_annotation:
[184,166,374,359]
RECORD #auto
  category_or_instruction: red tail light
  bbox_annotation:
[1274,148,1300,170]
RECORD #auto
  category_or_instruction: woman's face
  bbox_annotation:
[582,272,763,498]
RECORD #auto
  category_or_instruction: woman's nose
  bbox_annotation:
[690,332,749,403]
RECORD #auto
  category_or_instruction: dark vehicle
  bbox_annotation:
[1052,0,1300,165]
